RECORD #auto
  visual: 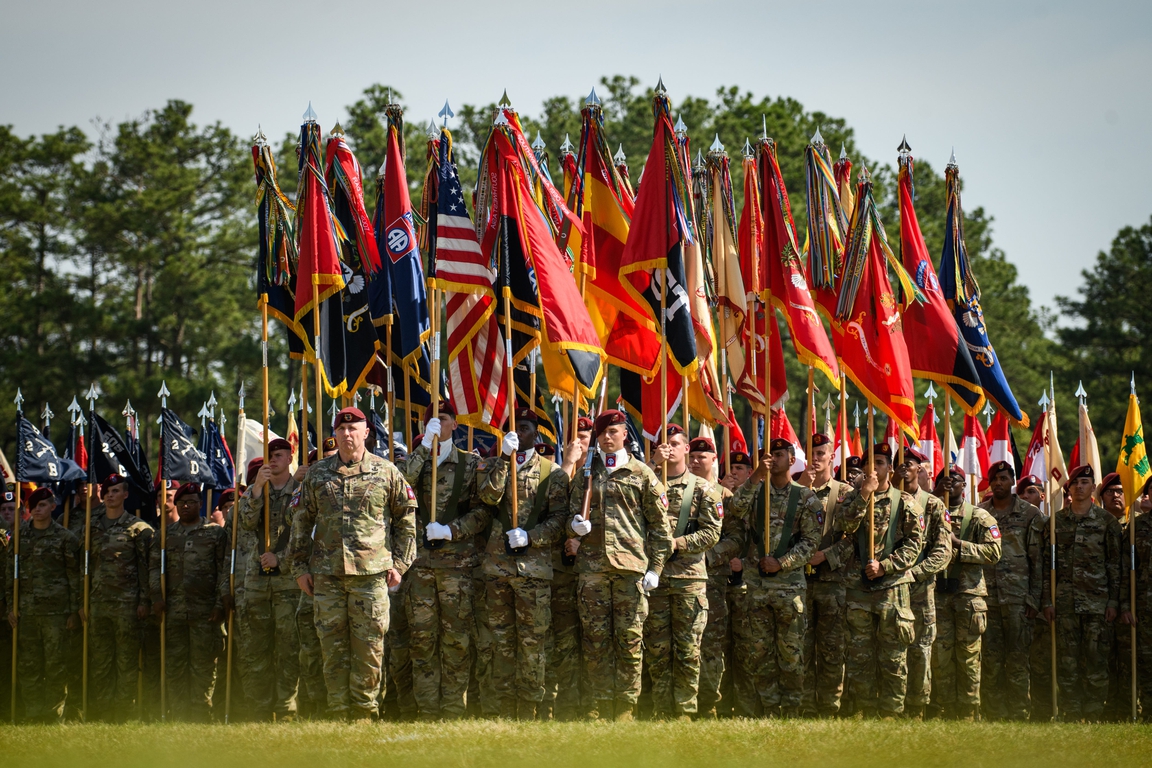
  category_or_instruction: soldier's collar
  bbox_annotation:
[515,448,535,467]
[598,447,630,473]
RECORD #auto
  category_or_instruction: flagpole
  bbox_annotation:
[10,390,23,722]
[763,303,772,558]
[1044,392,1057,721]
[1132,380,1139,723]
[81,385,98,722]
[261,303,272,572]
[660,273,669,485]
[157,380,170,720]
[403,372,413,452]
[312,282,323,474]
[806,367,815,488]
[224,383,244,724]
[943,394,952,513]
[385,323,395,461]
[301,363,309,468]
[430,283,443,526]
[867,404,876,559]
[839,379,848,481]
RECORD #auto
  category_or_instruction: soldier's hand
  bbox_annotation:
[152,600,166,616]
[260,551,280,570]
[729,557,743,573]
[293,466,307,482]
[1043,606,1055,623]
[561,441,584,474]
[750,457,769,485]
[1121,610,1136,625]
[1106,607,1117,623]
[760,555,781,573]
[385,569,401,588]
[137,605,149,620]
[564,538,581,557]
[421,419,441,449]
[809,550,827,566]
[950,533,962,549]
[570,514,592,537]
[652,443,673,464]
[720,474,738,491]
[860,471,879,497]
[864,559,885,579]
[798,465,816,488]
[252,465,275,497]
[297,573,315,597]
[222,593,235,614]
[66,612,80,631]
[7,612,16,629]
[79,608,88,624]
[1025,606,1038,620]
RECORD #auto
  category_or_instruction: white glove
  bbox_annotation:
[642,570,660,591]
[425,521,453,541]
[571,514,592,537]
[421,419,441,450]
[505,527,529,549]
[502,431,519,457]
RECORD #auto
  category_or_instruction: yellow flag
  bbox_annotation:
[1117,389,1152,516]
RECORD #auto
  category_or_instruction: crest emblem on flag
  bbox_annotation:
[386,212,417,263]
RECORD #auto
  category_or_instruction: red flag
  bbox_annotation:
[851,426,863,458]
[961,414,991,491]
[293,120,345,323]
[620,370,682,442]
[74,425,88,472]
[770,408,806,472]
[918,403,944,481]
[726,406,748,454]
[988,411,1012,466]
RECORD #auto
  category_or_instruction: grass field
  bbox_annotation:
[2,720,1152,768]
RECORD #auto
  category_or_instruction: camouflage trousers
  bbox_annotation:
[238,582,300,718]
[742,582,806,713]
[1134,598,1152,715]
[470,574,498,717]
[15,613,70,722]
[802,579,847,716]
[486,574,551,708]
[644,580,708,717]
[1053,612,1112,720]
[697,574,729,716]
[164,616,225,722]
[727,581,757,717]
[407,566,475,719]
[312,572,389,719]
[88,605,142,721]
[140,619,162,721]
[383,578,415,720]
[906,580,937,708]
[1106,621,1135,721]
[544,569,584,719]
[295,590,326,717]
[577,570,649,713]
[932,592,988,714]
[980,602,1033,720]
[845,584,915,716]
[1030,617,1054,720]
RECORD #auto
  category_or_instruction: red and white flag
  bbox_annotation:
[960,414,991,491]
[918,403,944,481]
[988,410,1012,466]
[770,408,807,474]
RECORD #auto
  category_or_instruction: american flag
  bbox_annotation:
[432,132,507,431]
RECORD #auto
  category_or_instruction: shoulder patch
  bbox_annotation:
[405,482,416,501]
[919,515,925,530]
[606,454,617,468]
[716,501,724,519]
[290,486,303,508]
[659,492,668,508]
[990,525,1001,539]
[944,509,952,524]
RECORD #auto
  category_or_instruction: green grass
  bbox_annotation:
[2,720,1152,768]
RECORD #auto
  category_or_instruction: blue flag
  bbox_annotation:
[16,415,85,484]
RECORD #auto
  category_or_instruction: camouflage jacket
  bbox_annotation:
[84,506,154,612]
[290,452,418,578]
[729,479,821,592]
[476,451,569,580]
[840,485,924,592]
[808,478,854,584]
[660,470,723,582]
[225,516,257,593]
[7,521,81,616]
[1041,504,1122,614]
[151,519,229,621]
[908,490,952,585]
[567,453,672,576]
[239,477,300,591]
[980,494,1043,608]
[943,502,1002,596]
[705,486,741,576]
[1122,510,1152,613]
[404,442,490,570]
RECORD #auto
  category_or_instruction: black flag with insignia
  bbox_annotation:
[16,415,85,484]
[160,409,215,486]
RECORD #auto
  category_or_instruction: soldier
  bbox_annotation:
[1040,465,1123,721]
[567,409,671,721]
[151,483,230,721]
[5,487,81,723]
[82,474,153,722]
[1121,477,1152,719]
[799,433,854,718]
[727,438,821,718]
[476,408,569,719]
[237,437,301,721]
[1098,472,1132,721]
[402,402,490,720]
[843,456,864,486]
[719,450,755,718]
[644,430,722,720]
[0,488,10,721]
[979,460,1044,721]
[544,415,593,721]
[1015,474,1053,720]
[931,465,1002,720]
[897,447,952,721]
[839,443,923,719]
[290,407,417,722]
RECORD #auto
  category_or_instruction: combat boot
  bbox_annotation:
[499,697,518,720]
[516,702,537,721]
[614,700,635,722]
[904,704,924,721]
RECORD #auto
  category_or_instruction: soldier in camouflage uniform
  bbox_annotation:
[151,483,230,721]
[1012,474,1055,720]
[979,460,1044,721]
[290,407,417,722]
[567,409,671,721]
[402,402,490,720]
[1040,464,1123,721]
[839,443,924,718]
[475,408,569,719]
[80,474,153,722]
[726,438,820,718]
[5,488,81,723]
[1099,473,1133,720]
[895,448,951,720]
[643,432,722,719]
[1121,478,1152,719]
[237,438,301,720]
[799,434,854,718]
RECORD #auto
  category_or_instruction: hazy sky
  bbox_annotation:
[4,0,1150,315]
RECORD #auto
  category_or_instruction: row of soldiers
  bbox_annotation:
[1,402,1147,723]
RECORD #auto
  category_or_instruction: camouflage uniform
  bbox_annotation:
[1030,513,1054,721]
[476,450,569,717]
[150,518,229,721]
[543,530,585,720]
[932,500,1002,719]
[979,494,1043,720]
[382,576,415,720]
[568,452,671,719]
[840,485,924,716]
[7,520,81,722]
[1122,510,1152,718]
[699,486,739,717]
[905,490,952,715]
[222,514,256,719]
[1040,504,1123,720]
[290,452,417,720]
[642,471,722,718]
[82,505,153,721]
[237,478,301,719]
[402,442,489,720]
[801,478,854,717]
[727,479,821,716]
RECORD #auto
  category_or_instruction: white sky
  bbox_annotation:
[4,0,1150,315]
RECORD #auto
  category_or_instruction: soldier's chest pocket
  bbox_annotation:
[108,533,131,559]
[608,476,643,504]
[356,476,387,518]
[1056,531,1076,548]
[324,480,345,511]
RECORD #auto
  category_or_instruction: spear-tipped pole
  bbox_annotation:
[40,402,54,436]
[224,380,244,723]
[10,389,24,720]
[1131,373,1139,721]
[156,380,169,719]
[1040,385,1056,719]
[80,384,99,721]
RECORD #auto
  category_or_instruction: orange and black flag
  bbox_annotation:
[293,112,346,326]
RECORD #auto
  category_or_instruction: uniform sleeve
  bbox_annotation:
[388,466,418,575]
[288,474,319,578]
[149,529,163,605]
[643,477,673,575]
[135,523,155,610]
[909,502,953,582]
[840,489,867,534]
[567,466,588,537]
[822,499,855,572]
[64,530,82,615]
[709,498,747,565]
[449,459,494,540]
[1034,515,1051,609]
[960,511,1002,565]
[879,493,924,575]
[214,528,228,611]
[476,456,510,508]
[237,488,261,532]
[528,467,569,549]
[1024,507,1044,612]
[677,485,722,555]
[404,443,431,489]
[1107,516,1123,611]
[779,490,820,571]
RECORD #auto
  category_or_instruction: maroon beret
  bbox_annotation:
[101,473,128,493]
[535,442,556,458]
[333,407,365,427]
[515,407,538,425]
[246,457,264,484]
[424,400,456,422]
[811,433,833,448]
[661,424,685,442]
[904,445,928,463]
[1016,475,1042,494]
[1068,464,1095,484]
[729,451,752,467]
[988,460,1014,479]
[26,487,56,510]
[689,437,716,454]
[845,456,864,470]
[1100,472,1123,491]
[323,436,338,452]
[769,437,794,452]
[173,483,201,503]
[268,438,293,454]
[870,443,893,460]
[593,409,627,435]
[576,416,594,432]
